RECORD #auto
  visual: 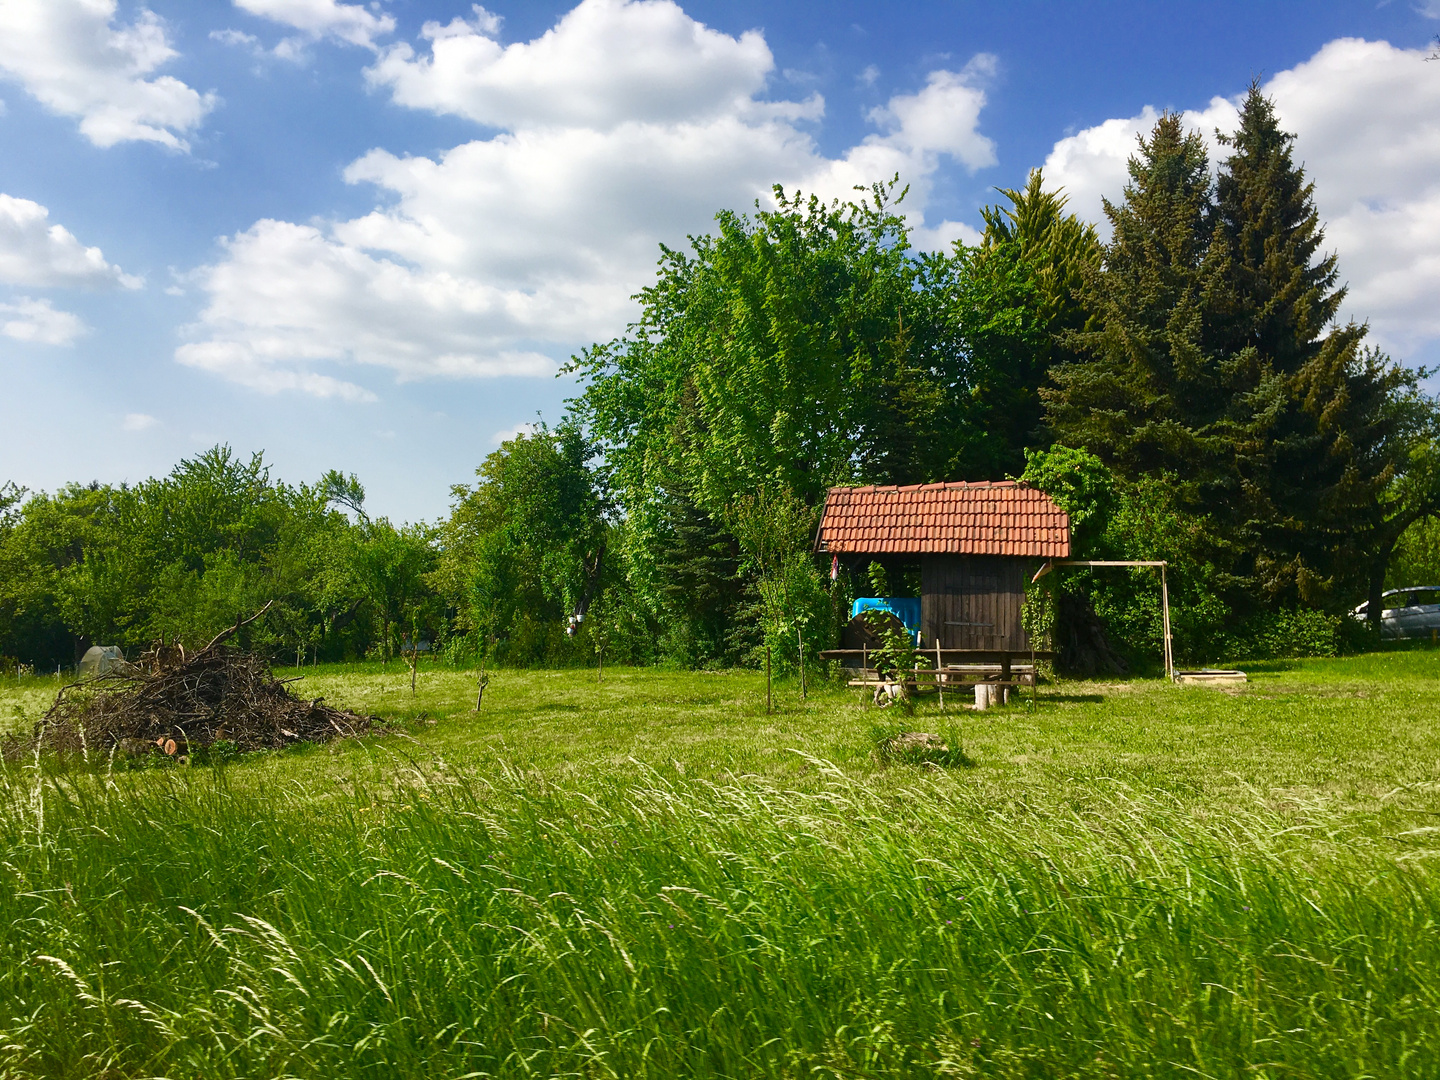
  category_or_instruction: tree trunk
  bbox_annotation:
[1368,539,1396,634]
[1056,590,1130,677]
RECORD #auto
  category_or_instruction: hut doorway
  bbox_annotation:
[921,555,1029,651]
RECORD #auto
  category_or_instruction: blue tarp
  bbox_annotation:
[851,597,922,644]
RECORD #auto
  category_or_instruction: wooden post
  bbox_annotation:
[798,626,806,701]
[862,645,868,681]
[935,641,944,711]
[1161,564,1174,680]
[766,646,772,713]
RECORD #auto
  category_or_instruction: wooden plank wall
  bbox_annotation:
[921,555,1029,651]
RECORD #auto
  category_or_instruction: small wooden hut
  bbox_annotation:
[815,480,1071,652]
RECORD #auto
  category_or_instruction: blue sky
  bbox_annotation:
[2,0,1438,523]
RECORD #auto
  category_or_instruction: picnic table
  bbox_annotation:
[818,648,1054,686]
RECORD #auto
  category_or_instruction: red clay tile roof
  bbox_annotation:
[816,481,1070,557]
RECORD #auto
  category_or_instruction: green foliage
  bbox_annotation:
[864,560,889,598]
[0,481,22,527]
[1216,607,1346,661]
[1018,445,1115,550]
[434,425,609,667]
[569,180,973,516]
[1205,88,1432,610]
[54,448,329,653]
[862,611,925,681]
[3,140,1434,676]
[1047,112,1222,494]
[566,180,1072,666]
[1022,447,1228,666]
[1388,514,1440,588]
[980,168,1101,334]
[0,448,443,668]
[727,485,830,669]
[1020,573,1056,651]
[647,487,749,667]
[969,169,1101,464]
[1045,94,1438,629]
[0,482,113,666]
[349,519,440,662]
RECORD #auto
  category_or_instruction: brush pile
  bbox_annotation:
[3,606,376,762]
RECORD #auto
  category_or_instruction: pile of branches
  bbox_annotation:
[3,605,376,762]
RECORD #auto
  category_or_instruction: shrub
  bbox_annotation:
[1217,607,1345,661]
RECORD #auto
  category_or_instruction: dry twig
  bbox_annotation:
[4,611,376,762]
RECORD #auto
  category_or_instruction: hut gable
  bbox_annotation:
[815,481,1071,558]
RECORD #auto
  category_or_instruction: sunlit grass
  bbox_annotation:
[1,650,1438,1076]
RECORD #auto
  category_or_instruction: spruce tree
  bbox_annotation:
[1045,113,1231,504]
[1047,95,1437,619]
[1211,85,1413,607]
[1212,83,1344,371]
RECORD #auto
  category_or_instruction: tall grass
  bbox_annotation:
[0,757,1434,1078]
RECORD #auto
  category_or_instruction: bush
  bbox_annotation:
[1217,608,1346,662]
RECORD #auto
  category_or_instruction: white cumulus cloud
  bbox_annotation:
[210,28,261,50]
[0,297,87,345]
[367,0,772,128]
[0,194,140,289]
[233,0,396,50]
[182,0,999,399]
[121,412,159,431]
[1042,38,1440,359]
[865,58,998,170]
[0,0,214,150]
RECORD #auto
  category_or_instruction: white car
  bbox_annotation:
[1352,587,1440,640]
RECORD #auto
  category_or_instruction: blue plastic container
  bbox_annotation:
[851,597,922,644]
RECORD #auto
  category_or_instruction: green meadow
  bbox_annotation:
[1,652,1439,1078]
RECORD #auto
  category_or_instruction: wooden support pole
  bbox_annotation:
[798,626,806,701]
[766,646,772,713]
[935,641,944,711]
[1161,564,1173,680]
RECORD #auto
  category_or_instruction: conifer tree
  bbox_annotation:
[1211,86,1424,607]
[969,170,1100,458]
[1047,98,1439,620]
[979,168,1100,343]
[1045,113,1230,504]
[649,485,747,666]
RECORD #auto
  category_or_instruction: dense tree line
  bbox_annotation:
[3,88,1436,672]
[0,450,440,670]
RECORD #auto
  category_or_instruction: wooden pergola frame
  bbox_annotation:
[1031,559,1173,679]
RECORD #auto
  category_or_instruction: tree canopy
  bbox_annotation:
[2,95,1436,671]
